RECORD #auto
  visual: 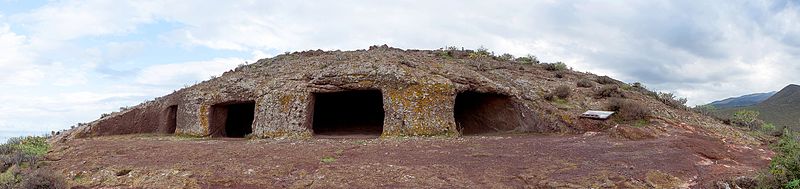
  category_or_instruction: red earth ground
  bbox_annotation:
[44,131,772,189]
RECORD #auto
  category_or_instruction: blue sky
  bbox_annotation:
[1,0,799,140]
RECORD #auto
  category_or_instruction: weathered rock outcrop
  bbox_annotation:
[57,45,760,143]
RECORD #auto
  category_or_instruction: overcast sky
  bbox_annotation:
[1,0,799,137]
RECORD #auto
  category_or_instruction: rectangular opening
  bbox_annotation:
[209,101,255,138]
[165,105,178,134]
[454,91,518,135]
[312,90,384,138]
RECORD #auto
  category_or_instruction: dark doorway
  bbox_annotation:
[210,101,255,138]
[454,92,518,135]
[312,90,384,138]
[165,105,178,134]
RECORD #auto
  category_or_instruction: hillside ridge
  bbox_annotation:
[708,91,775,109]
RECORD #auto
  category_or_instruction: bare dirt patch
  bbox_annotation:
[45,132,770,188]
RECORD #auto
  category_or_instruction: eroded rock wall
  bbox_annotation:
[69,46,562,139]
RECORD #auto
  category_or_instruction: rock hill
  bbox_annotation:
[47,45,772,188]
[57,45,759,142]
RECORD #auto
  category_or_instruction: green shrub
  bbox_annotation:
[543,62,568,71]
[595,85,624,98]
[468,46,492,59]
[620,84,633,91]
[321,156,336,163]
[497,53,514,61]
[596,76,617,85]
[0,136,55,188]
[732,110,762,129]
[0,170,16,189]
[606,98,651,122]
[577,79,594,88]
[758,129,800,188]
[734,110,760,123]
[0,136,50,156]
[787,179,800,189]
[656,92,688,110]
[515,55,539,64]
[436,50,452,58]
[545,86,571,101]
[692,104,717,116]
[762,123,780,136]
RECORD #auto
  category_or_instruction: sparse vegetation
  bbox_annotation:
[436,50,453,58]
[606,98,651,122]
[757,129,800,188]
[545,86,571,101]
[630,82,658,97]
[320,156,336,163]
[761,123,778,136]
[543,62,568,71]
[656,92,688,110]
[514,54,539,64]
[18,169,67,189]
[576,79,594,88]
[468,46,492,59]
[692,104,717,116]
[731,110,763,130]
[596,76,617,85]
[594,85,624,98]
[0,136,65,189]
[554,71,566,78]
[497,53,514,61]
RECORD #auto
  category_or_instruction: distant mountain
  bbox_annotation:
[752,84,800,130]
[708,91,775,109]
[716,84,800,130]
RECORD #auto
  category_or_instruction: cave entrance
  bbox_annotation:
[312,90,384,138]
[210,101,255,138]
[165,105,177,134]
[454,92,519,135]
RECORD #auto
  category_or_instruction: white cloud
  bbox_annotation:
[0,23,39,85]
[13,0,155,42]
[135,57,244,85]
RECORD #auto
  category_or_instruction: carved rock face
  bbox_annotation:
[61,45,738,141]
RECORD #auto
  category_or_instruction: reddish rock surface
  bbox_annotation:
[46,132,771,188]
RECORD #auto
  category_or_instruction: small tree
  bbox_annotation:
[732,110,761,129]
[733,110,759,124]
